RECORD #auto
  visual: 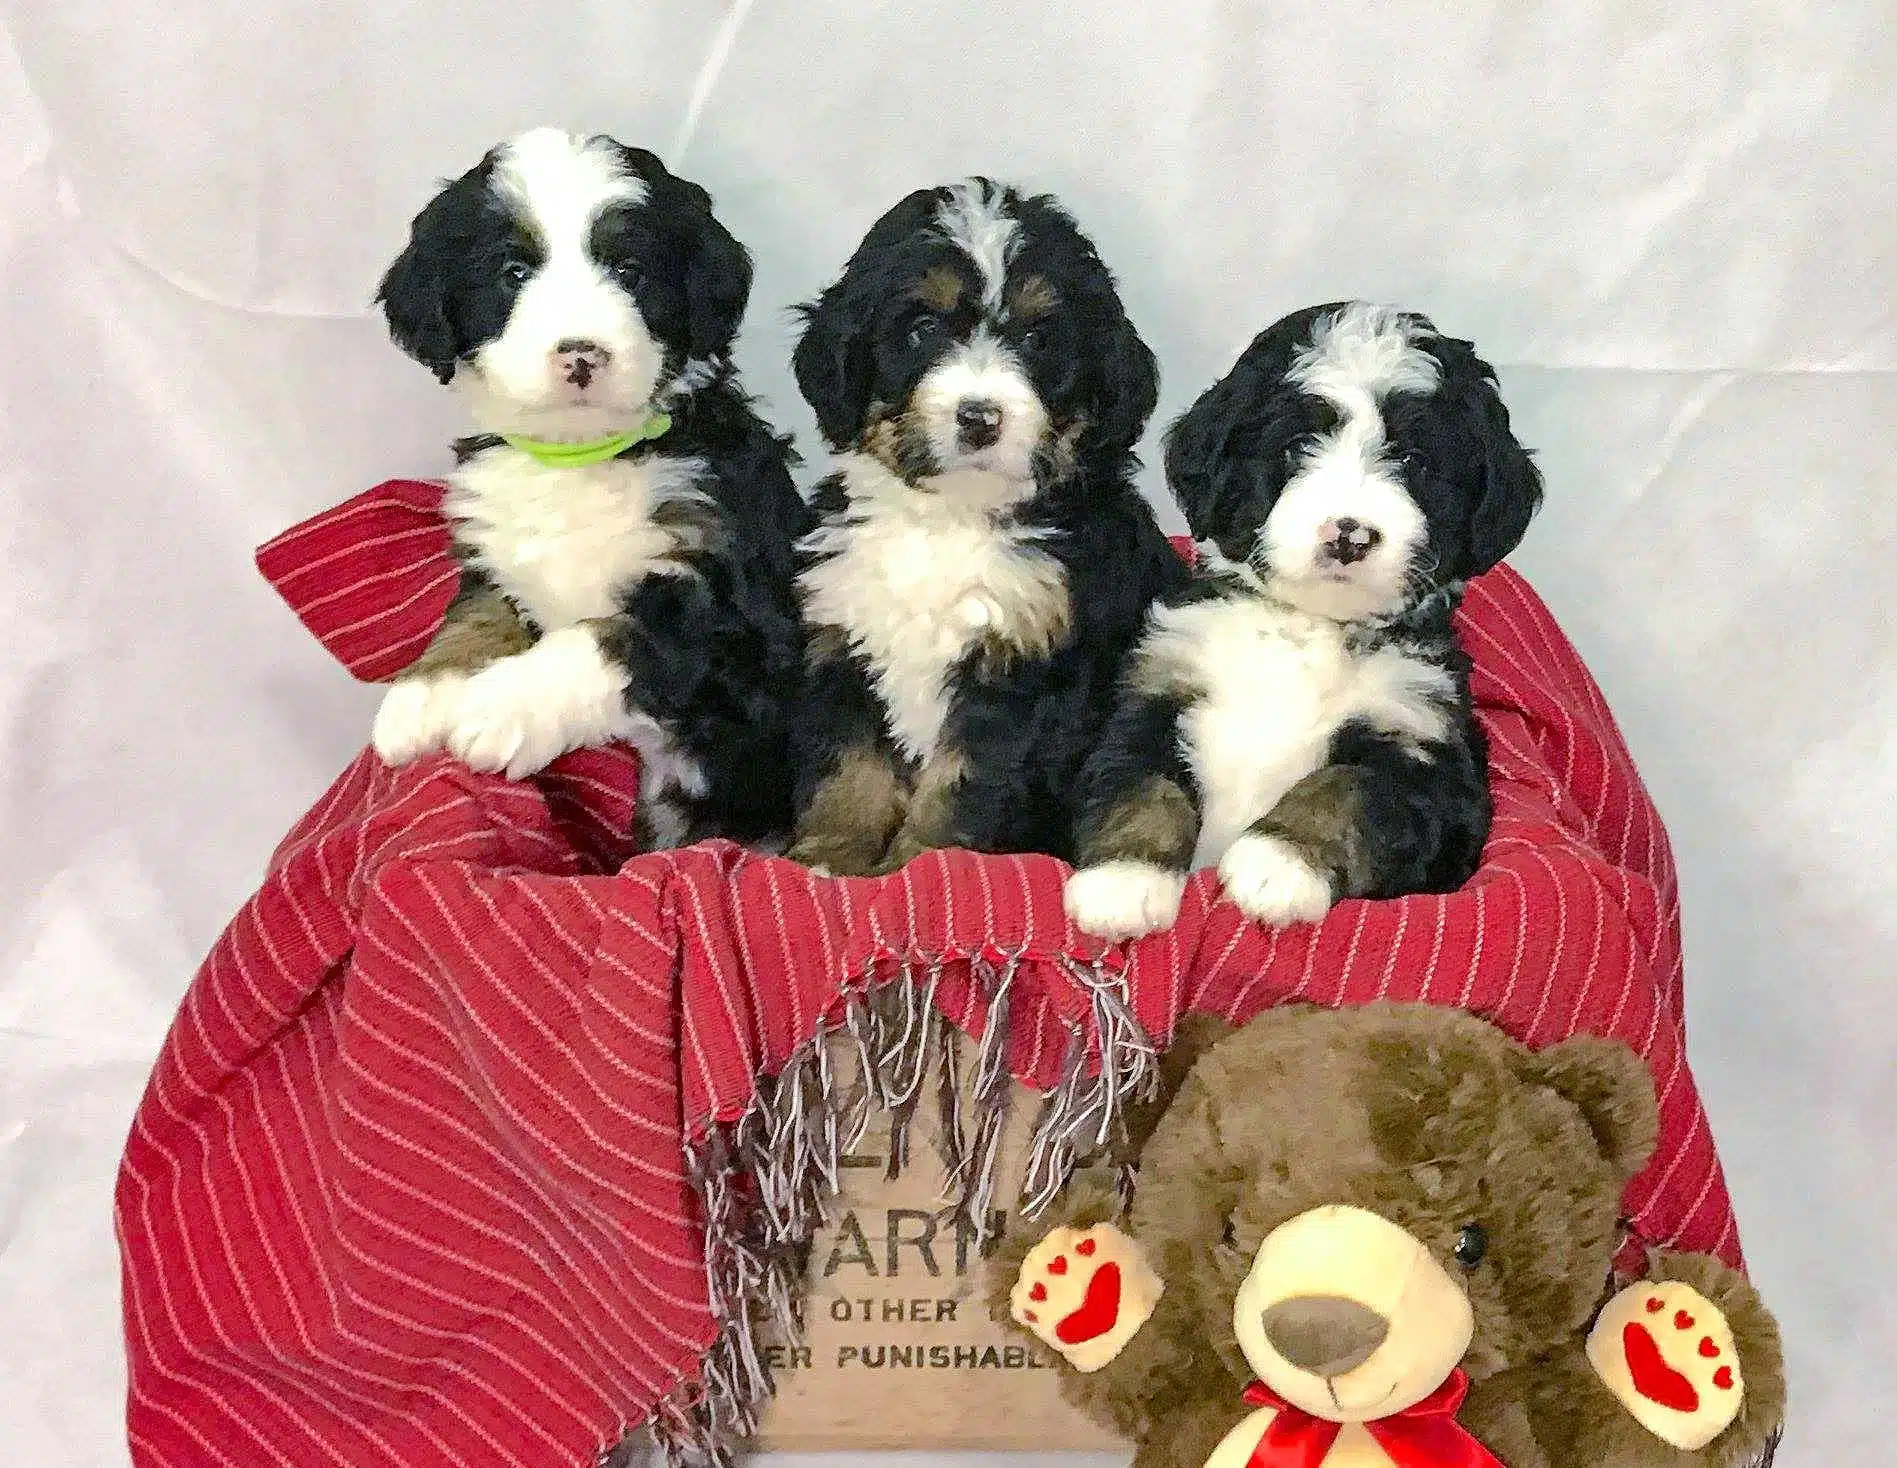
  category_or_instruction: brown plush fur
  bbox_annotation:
[989,1003,1784,1468]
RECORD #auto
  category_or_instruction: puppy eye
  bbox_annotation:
[1453,1223,1488,1270]
[612,259,645,288]
[1220,1217,1240,1250]
[905,314,941,349]
[1018,325,1046,353]
[500,258,532,285]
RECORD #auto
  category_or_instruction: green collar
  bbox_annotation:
[501,410,672,468]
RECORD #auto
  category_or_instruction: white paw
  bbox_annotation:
[446,628,633,780]
[371,674,467,766]
[1217,834,1333,926]
[1064,860,1187,940]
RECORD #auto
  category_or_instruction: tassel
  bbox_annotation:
[952,950,1020,1246]
[1018,962,1157,1218]
[654,949,1157,1468]
[933,1011,967,1194]
[879,965,939,1180]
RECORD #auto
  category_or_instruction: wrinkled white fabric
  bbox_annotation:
[0,3,1889,1463]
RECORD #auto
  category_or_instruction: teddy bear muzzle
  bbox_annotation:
[1232,1203,1474,1422]
[1257,1295,1389,1378]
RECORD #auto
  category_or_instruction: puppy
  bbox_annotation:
[1065,302,1543,938]
[787,179,1186,874]
[369,127,811,847]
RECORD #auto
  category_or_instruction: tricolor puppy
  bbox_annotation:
[787,180,1185,874]
[369,128,811,847]
[1065,302,1542,938]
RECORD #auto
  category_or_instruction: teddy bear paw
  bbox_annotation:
[1587,1280,1746,1451]
[1009,1222,1162,1373]
[1217,834,1333,926]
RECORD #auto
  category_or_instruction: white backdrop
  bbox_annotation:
[1,2,1891,1462]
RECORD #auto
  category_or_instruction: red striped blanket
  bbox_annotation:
[116,479,1739,1468]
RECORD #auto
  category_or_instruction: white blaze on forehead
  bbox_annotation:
[1278,304,1441,513]
[1288,303,1442,417]
[935,181,1021,310]
[493,128,648,248]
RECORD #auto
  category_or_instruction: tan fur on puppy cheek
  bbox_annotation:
[860,405,939,483]
[1033,417,1086,483]
[860,412,904,475]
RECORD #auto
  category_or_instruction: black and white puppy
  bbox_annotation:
[786,179,1186,874]
[1064,302,1543,938]
[369,127,811,847]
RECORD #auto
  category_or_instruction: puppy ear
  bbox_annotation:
[375,191,463,384]
[1520,1035,1660,1184]
[597,144,753,364]
[684,207,754,363]
[792,286,873,448]
[1163,365,1260,540]
[1453,347,1543,575]
[1090,312,1160,455]
[793,187,957,448]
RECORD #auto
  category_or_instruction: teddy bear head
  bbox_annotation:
[1120,1002,1659,1422]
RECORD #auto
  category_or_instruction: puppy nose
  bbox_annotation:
[1318,516,1383,566]
[955,398,1004,449]
[1260,1295,1389,1378]
[553,339,612,389]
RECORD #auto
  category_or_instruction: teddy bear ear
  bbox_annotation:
[1110,1011,1236,1166]
[1520,1035,1661,1182]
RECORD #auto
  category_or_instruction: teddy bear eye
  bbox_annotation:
[1220,1217,1240,1250]
[1453,1223,1488,1270]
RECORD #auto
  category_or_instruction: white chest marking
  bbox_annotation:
[798,455,1065,763]
[445,450,709,632]
[1142,596,1454,870]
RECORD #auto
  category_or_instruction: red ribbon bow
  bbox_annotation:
[1240,1370,1503,1468]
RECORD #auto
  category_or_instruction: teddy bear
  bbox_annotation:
[989,1002,1784,1468]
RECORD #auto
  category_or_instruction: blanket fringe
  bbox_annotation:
[620,949,1155,1468]
[1020,958,1157,1217]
